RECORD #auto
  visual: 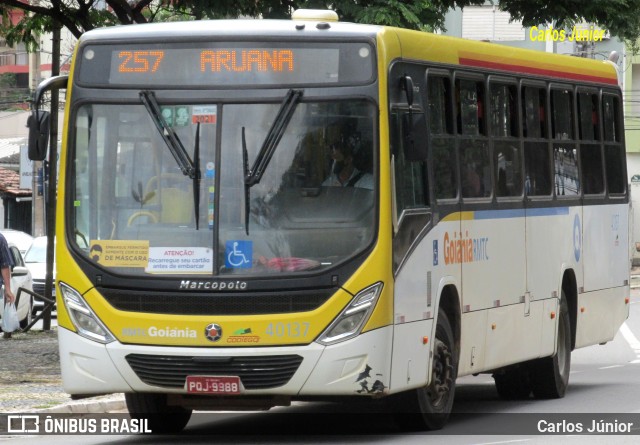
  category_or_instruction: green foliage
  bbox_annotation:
[0,73,16,88]
[1,0,640,52]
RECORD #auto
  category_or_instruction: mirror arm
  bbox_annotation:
[402,75,414,109]
[32,75,69,110]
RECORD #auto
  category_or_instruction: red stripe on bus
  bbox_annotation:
[459,57,618,85]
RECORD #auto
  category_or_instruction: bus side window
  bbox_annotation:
[428,75,457,200]
[523,86,551,196]
[491,83,522,197]
[552,88,579,197]
[392,112,428,220]
[457,78,490,198]
[603,94,625,194]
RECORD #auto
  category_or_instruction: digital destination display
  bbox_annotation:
[77,42,374,87]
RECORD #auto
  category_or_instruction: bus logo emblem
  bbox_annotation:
[205,323,223,342]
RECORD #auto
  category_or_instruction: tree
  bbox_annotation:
[1,0,640,51]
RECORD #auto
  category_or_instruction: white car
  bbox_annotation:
[0,229,34,256]
[24,236,55,317]
[0,241,34,330]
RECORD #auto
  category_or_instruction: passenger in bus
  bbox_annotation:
[322,135,373,189]
[462,164,483,197]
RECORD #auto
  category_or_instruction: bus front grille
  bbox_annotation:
[125,353,304,390]
[100,289,332,315]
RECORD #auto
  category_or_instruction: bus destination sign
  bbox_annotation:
[78,42,374,87]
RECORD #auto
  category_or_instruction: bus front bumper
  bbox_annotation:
[58,325,392,398]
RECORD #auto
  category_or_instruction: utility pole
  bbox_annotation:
[42,23,60,331]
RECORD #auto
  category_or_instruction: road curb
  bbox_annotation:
[33,396,126,414]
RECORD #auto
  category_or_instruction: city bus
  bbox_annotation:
[28,9,630,432]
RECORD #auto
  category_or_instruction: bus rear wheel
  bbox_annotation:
[531,292,571,399]
[125,393,192,434]
[391,308,457,430]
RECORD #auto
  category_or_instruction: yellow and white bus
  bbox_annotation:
[29,10,630,432]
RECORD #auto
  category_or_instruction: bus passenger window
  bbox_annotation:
[580,143,604,195]
[553,145,579,196]
[432,138,457,200]
[461,141,490,198]
[495,142,522,197]
[603,94,625,194]
[490,84,517,137]
[578,92,599,141]
[391,113,427,218]
[551,89,573,140]
[522,87,546,139]
[428,76,452,135]
[456,79,485,136]
[603,95,620,142]
[524,142,551,196]
[605,145,625,194]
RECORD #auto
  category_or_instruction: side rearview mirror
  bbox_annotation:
[401,111,428,161]
[27,110,51,161]
[27,74,69,161]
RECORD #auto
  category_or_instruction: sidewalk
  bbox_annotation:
[0,328,125,414]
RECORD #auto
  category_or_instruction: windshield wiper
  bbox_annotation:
[244,89,303,187]
[140,90,201,228]
[241,89,303,235]
[140,90,197,179]
[193,122,201,230]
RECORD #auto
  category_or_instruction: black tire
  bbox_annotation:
[390,308,458,430]
[493,366,532,400]
[531,292,571,399]
[125,393,192,434]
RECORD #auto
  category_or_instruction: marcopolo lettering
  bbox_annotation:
[180,280,248,291]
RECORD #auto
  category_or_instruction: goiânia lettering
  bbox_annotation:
[443,231,489,265]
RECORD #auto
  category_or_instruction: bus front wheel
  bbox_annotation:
[391,308,458,430]
[125,393,192,434]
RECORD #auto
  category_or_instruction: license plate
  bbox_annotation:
[185,375,242,394]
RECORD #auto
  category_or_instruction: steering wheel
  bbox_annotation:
[127,211,158,226]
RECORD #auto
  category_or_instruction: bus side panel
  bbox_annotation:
[391,222,456,389]
[575,287,629,348]
[458,310,487,376]
[461,210,533,371]
[575,203,630,348]
[525,206,580,354]
[582,203,629,292]
[389,320,433,392]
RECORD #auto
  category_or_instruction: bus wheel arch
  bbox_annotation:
[530,282,572,399]
[389,285,460,430]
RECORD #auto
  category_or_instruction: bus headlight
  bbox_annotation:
[317,282,383,345]
[59,282,115,344]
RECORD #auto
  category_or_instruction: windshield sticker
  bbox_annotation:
[160,106,174,126]
[208,185,215,230]
[225,240,253,269]
[146,247,213,274]
[89,240,149,267]
[192,105,217,125]
[175,106,190,126]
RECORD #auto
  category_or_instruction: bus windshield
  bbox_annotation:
[72,98,376,277]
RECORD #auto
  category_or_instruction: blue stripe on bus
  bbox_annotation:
[474,207,569,220]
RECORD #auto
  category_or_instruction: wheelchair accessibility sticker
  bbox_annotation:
[225,240,253,269]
